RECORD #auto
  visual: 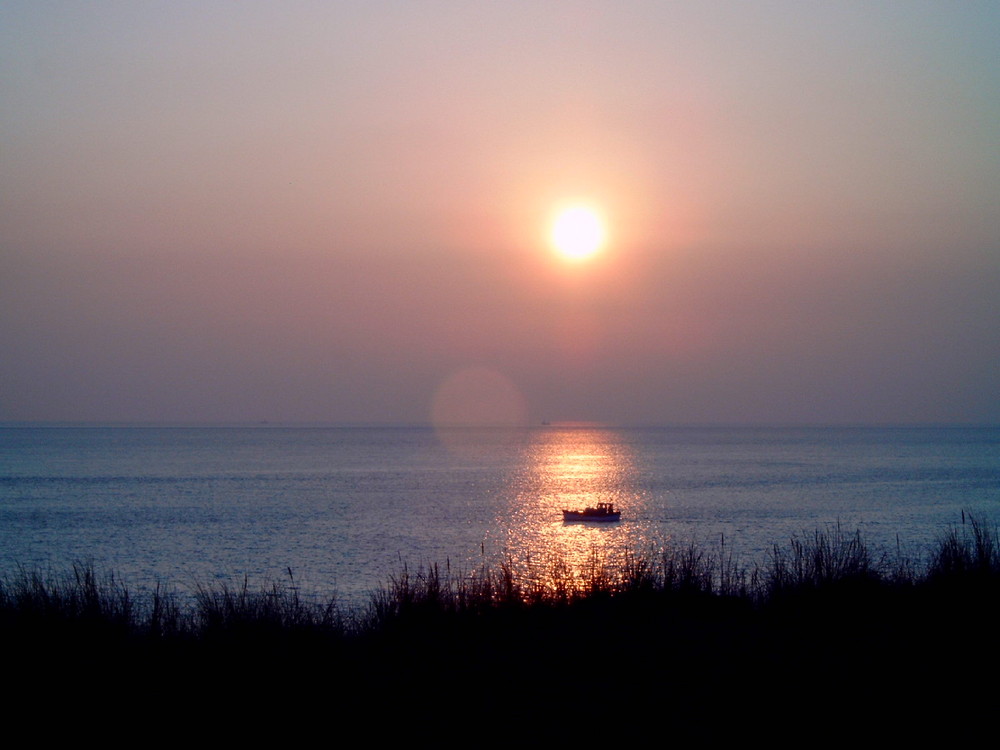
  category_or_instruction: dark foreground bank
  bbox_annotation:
[3,518,997,735]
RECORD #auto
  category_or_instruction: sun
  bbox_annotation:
[551,205,606,260]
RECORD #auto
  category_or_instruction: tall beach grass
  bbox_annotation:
[6,516,996,732]
[4,515,995,642]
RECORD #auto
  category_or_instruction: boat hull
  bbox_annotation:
[562,510,621,522]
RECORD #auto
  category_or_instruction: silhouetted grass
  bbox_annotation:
[4,517,997,636]
[193,569,343,642]
[3,515,997,728]
[928,513,1000,580]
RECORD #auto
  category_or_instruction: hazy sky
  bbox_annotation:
[2,2,998,424]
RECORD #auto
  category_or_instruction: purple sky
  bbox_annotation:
[2,2,998,424]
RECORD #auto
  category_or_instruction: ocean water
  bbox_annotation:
[1,423,997,610]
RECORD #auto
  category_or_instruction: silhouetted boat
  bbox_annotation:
[562,502,621,522]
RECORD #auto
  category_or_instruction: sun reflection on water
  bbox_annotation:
[498,426,654,592]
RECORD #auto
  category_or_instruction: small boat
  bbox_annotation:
[562,502,621,522]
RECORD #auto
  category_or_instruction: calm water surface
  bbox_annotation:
[1,424,997,610]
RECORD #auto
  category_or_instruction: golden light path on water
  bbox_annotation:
[497,426,658,593]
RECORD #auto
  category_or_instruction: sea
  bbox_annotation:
[1,423,998,611]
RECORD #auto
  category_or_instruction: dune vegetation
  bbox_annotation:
[3,516,997,726]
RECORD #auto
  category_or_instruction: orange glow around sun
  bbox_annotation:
[551,205,606,261]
